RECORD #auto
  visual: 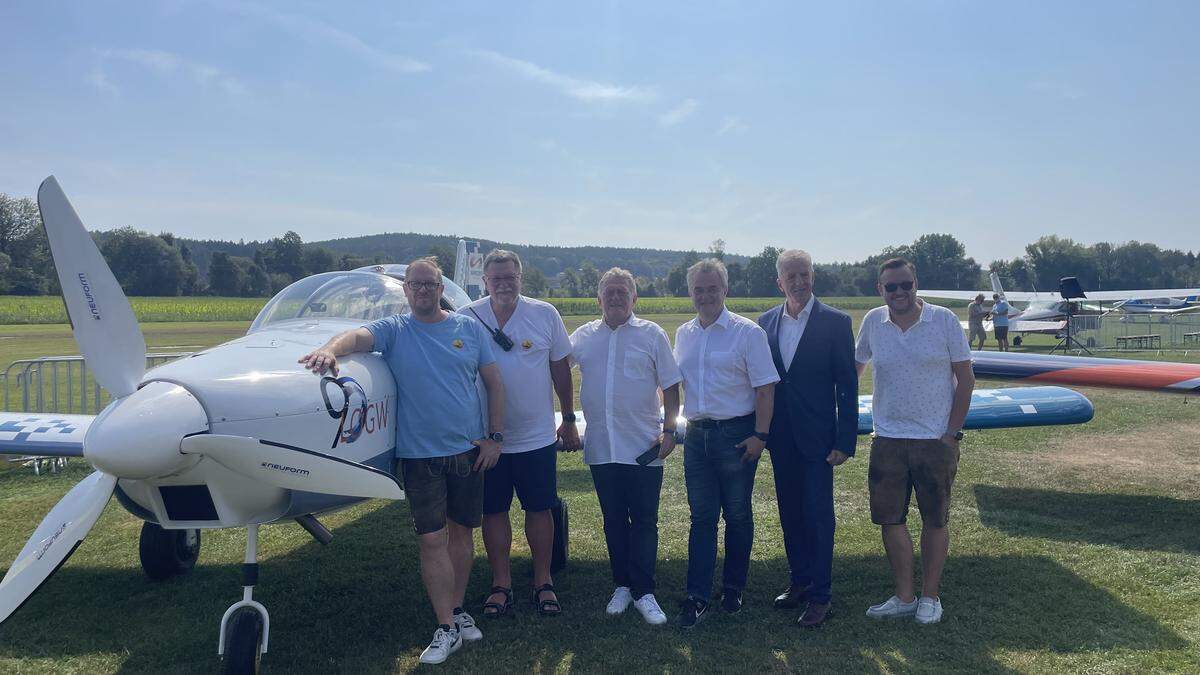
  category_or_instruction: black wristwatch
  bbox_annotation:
[488,431,504,443]
[753,431,770,442]
[561,412,576,423]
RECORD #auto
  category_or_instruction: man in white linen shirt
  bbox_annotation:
[463,249,580,618]
[570,267,682,626]
[673,258,779,629]
[854,257,974,626]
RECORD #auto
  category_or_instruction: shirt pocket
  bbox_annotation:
[708,350,742,385]
[623,350,653,380]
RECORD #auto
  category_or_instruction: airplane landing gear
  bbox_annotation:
[139,522,200,580]
[219,524,269,675]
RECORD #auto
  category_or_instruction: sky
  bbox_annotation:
[1,1,1198,263]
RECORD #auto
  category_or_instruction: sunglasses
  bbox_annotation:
[883,281,914,293]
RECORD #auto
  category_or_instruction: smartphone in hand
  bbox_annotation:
[636,443,662,466]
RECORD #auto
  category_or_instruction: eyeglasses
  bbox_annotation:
[883,281,914,293]
[405,280,441,291]
[485,274,521,284]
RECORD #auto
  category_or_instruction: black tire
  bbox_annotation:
[1012,336,1023,346]
[221,607,263,675]
[139,523,200,581]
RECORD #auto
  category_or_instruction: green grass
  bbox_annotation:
[0,296,267,324]
[1,313,1199,673]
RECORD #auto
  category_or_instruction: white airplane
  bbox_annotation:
[922,272,1200,343]
[0,178,1097,672]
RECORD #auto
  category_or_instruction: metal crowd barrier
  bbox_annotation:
[1068,312,1200,350]
[1,352,195,414]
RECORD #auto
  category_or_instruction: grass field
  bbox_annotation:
[1,309,1199,673]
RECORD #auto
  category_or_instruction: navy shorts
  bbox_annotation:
[995,326,1009,340]
[482,442,558,514]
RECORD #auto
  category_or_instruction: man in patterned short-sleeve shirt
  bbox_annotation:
[854,257,974,626]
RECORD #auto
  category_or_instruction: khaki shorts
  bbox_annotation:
[868,436,959,527]
[969,325,986,342]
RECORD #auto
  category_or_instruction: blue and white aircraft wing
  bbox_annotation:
[856,385,1093,435]
[0,412,92,458]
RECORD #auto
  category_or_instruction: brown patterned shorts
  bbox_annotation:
[868,436,959,527]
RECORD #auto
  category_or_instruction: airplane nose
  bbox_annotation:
[84,381,209,479]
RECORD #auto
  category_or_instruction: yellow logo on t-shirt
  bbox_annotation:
[522,339,532,350]
[452,339,463,349]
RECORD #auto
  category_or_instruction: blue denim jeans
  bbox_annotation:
[591,462,664,599]
[683,418,760,601]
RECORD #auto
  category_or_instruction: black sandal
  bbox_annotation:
[532,583,562,617]
[482,586,513,618]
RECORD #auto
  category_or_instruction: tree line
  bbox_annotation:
[3,192,1199,298]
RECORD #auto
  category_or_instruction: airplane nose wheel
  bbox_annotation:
[138,522,201,580]
[219,524,269,675]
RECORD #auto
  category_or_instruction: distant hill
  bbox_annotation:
[175,232,746,280]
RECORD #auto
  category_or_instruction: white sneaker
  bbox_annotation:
[915,596,943,624]
[418,625,462,664]
[453,610,482,641]
[606,586,633,615]
[865,595,919,619]
[633,594,668,625]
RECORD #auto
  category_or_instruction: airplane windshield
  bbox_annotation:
[249,272,410,332]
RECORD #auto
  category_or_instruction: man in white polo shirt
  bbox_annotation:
[674,258,779,629]
[463,249,579,618]
[855,257,974,625]
[570,267,682,626]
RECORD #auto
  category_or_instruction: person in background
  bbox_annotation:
[968,293,988,351]
[991,293,1010,352]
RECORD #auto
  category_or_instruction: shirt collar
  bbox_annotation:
[880,300,932,325]
[783,295,815,321]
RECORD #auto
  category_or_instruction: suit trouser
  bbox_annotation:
[769,434,835,604]
[590,462,664,599]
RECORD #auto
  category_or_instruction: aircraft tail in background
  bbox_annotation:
[454,239,485,300]
[990,271,1005,297]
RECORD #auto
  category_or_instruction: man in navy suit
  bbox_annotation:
[757,249,858,627]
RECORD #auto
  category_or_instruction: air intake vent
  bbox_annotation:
[159,485,219,521]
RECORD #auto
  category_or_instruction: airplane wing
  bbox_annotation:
[971,351,1200,394]
[959,319,1064,334]
[921,289,1050,302]
[0,413,92,458]
[857,385,1092,433]
[555,384,1094,439]
[1078,288,1200,302]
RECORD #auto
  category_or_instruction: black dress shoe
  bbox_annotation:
[773,585,809,610]
[720,589,743,613]
[798,601,832,628]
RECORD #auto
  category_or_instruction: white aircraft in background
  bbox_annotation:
[921,272,1200,343]
[0,179,1096,673]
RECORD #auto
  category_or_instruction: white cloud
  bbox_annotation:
[717,116,749,136]
[222,2,430,74]
[92,49,247,95]
[658,98,698,127]
[468,48,655,103]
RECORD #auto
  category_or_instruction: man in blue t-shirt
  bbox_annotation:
[300,258,504,665]
[991,293,1010,352]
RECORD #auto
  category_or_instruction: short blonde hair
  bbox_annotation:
[686,258,728,289]
[407,256,442,277]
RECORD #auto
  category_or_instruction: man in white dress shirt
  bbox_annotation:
[855,257,974,625]
[570,267,682,626]
[463,249,580,618]
[673,258,779,628]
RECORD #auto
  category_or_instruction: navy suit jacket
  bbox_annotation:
[758,299,859,461]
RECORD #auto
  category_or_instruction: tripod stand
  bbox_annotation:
[1049,302,1093,355]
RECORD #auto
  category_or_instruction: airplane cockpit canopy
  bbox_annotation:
[249,271,411,332]
[352,263,473,310]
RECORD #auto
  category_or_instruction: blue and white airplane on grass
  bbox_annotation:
[0,178,1096,673]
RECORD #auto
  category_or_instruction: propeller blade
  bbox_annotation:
[38,176,146,398]
[0,471,117,625]
[181,434,403,500]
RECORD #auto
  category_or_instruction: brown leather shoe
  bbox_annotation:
[798,601,832,628]
[773,585,809,610]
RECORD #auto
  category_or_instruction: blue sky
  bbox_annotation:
[2,1,1198,263]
